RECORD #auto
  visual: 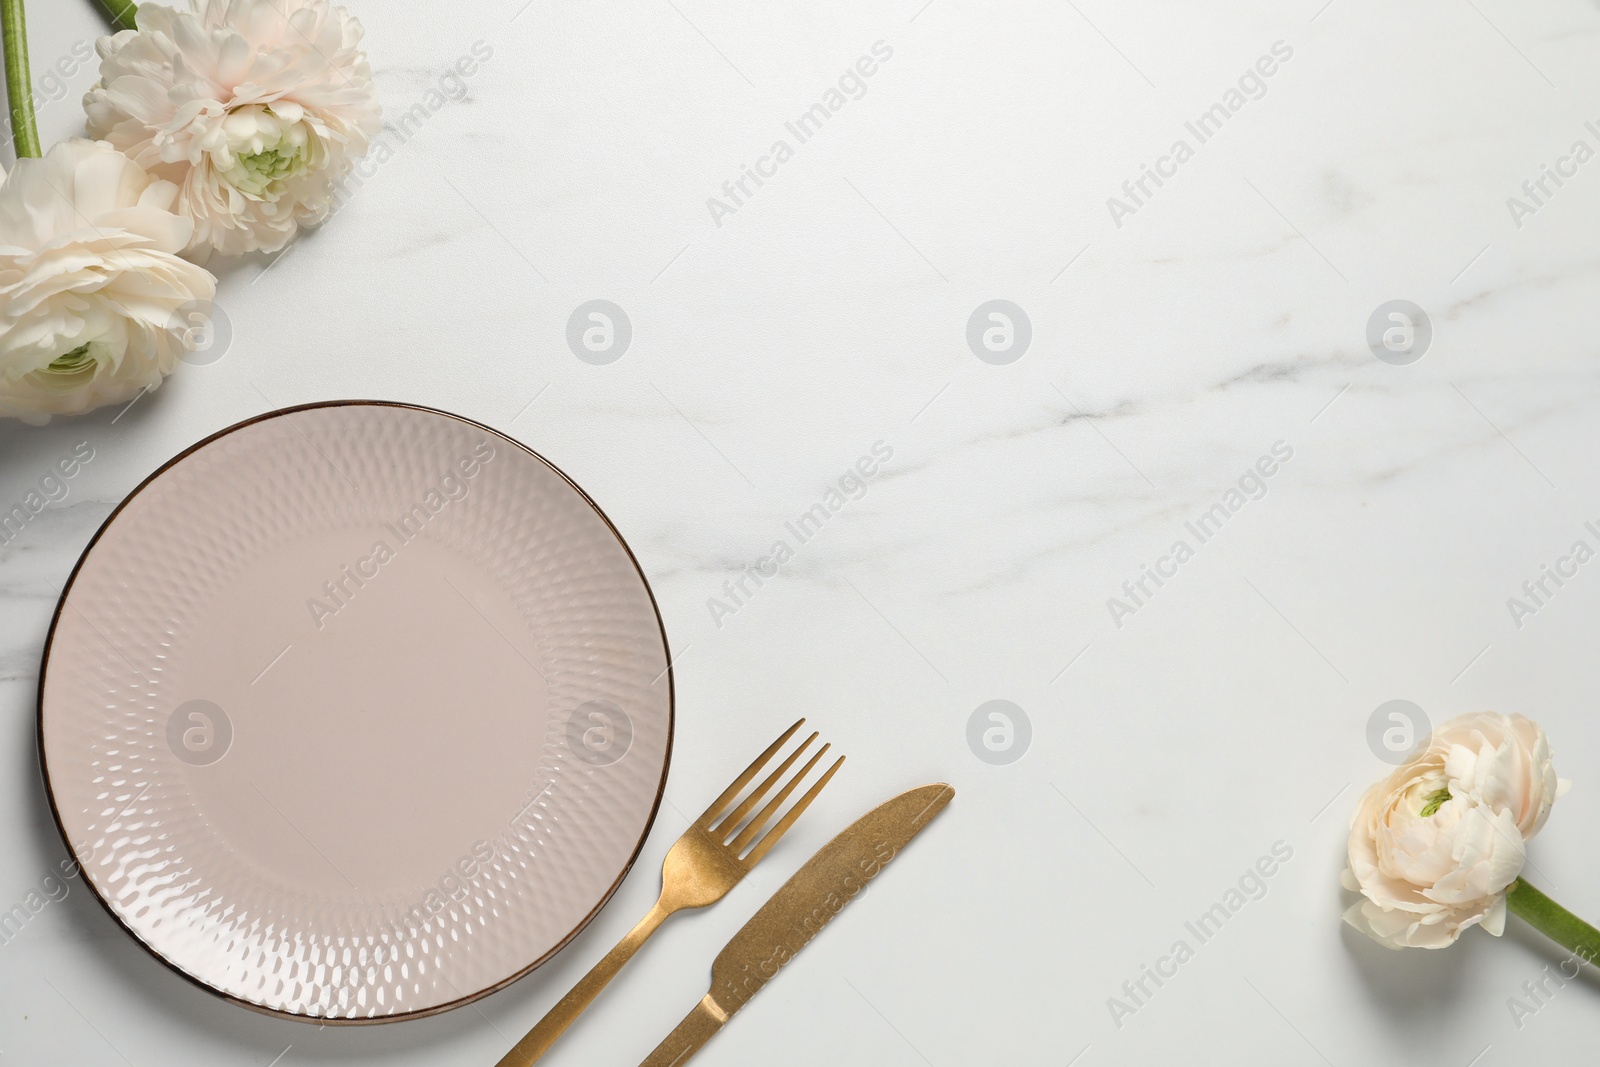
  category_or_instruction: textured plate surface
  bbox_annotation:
[38,402,673,1022]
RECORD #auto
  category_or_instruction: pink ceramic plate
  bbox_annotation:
[38,402,673,1022]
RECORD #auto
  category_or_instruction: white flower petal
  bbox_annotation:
[0,140,216,422]
[1342,711,1563,950]
[85,0,381,256]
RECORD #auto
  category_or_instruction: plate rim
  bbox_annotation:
[34,398,676,1025]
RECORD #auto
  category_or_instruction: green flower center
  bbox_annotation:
[219,106,314,201]
[45,343,94,375]
[26,342,100,392]
[232,144,307,198]
[1420,787,1452,818]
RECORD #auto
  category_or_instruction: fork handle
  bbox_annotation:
[495,900,673,1066]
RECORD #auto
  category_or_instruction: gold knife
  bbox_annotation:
[639,782,955,1067]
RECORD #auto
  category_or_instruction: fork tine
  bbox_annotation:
[741,754,845,865]
[696,719,805,827]
[729,743,829,853]
[710,731,818,839]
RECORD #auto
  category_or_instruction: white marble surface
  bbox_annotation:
[6,0,1600,1063]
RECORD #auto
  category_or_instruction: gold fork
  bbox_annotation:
[494,719,843,1066]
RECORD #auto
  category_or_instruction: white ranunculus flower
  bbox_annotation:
[85,0,382,258]
[0,139,216,424]
[1343,712,1569,949]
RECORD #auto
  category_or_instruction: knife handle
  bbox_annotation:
[496,901,672,1066]
[639,993,728,1067]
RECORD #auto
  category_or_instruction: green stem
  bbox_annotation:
[1,0,39,159]
[98,0,137,32]
[1507,879,1600,965]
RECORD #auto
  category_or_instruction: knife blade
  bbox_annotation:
[638,782,955,1067]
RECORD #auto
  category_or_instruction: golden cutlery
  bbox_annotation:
[639,782,955,1066]
[494,718,842,1066]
